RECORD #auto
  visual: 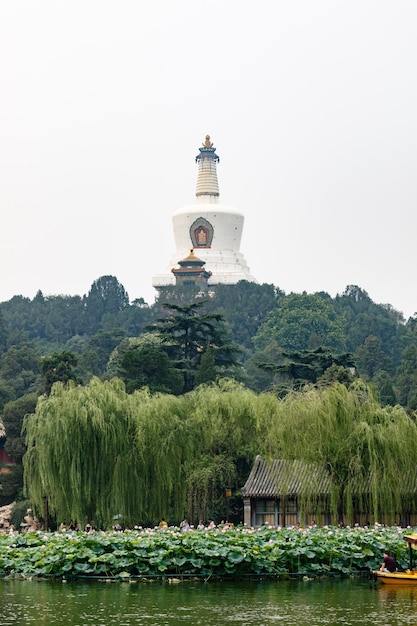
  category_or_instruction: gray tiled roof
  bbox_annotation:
[242,456,331,498]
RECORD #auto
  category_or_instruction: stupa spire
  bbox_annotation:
[195,135,220,201]
[152,134,257,292]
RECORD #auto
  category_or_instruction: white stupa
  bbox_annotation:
[152,135,256,290]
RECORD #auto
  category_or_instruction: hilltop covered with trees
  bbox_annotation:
[1,276,417,526]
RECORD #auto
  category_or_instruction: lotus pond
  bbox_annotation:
[0,525,411,579]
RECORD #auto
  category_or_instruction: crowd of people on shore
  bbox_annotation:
[54,517,235,534]
[177,517,232,531]
[1,506,412,536]
[43,517,417,535]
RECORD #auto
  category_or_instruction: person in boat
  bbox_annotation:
[380,551,398,573]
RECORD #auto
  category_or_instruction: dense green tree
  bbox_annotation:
[2,393,38,461]
[83,275,130,333]
[105,334,162,378]
[64,334,89,355]
[0,344,41,397]
[147,302,241,392]
[0,293,84,351]
[335,285,404,367]
[396,345,417,410]
[120,346,183,394]
[205,282,282,349]
[101,298,153,336]
[0,296,35,347]
[194,346,217,387]
[355,335,393,378]
[256,347,355,392]
[158,282,281,351]
[254,292,345,353]
[242,341,283,392]
[0,282,148,355]
[371,370,397,406]
[0,309,8,352]
[0,382,15,412]
[39,351,81,395]
[79,329,127,378]
[40,294,85,344]
[317,363,356,387]
[0,279,416,413]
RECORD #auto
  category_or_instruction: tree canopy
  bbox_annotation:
[39,351,81,395]
[120,346,183,394]
[147,301,241,392]
[22,373,417,527]
[259,381,417,524]
[22,378,262,528]
[256,347,355,391]
[3,275,417,521]
[23,379,190,528]
[254,292,346,353]
[0,278,415,408]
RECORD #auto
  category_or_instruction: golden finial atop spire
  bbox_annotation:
[203,134,213,148]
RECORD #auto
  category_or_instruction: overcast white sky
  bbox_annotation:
[1,1,416,318]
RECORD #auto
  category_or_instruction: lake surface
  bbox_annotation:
[1,577,417,625]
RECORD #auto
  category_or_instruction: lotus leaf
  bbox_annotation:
[227,551,245,564]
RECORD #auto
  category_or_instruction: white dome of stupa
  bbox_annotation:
[152,135,256,289]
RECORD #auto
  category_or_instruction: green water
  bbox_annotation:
[1,578,417,625]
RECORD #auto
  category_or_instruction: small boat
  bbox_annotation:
[372,534,417,584]
[374,570,417,585]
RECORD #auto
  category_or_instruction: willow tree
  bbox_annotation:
[23,377,191,529]
[182,379,262,522]
[260,381,417,524]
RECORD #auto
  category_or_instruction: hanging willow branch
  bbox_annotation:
[23,378,191,528]
[23,376,417,528]
[262,381,417,524]
[23,377,263,528]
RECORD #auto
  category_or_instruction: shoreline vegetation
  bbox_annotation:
[0,524,412,581]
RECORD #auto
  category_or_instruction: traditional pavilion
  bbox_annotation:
[171,249,212,290]
[242,456,331,528]
[152,135,256,291]
[242,456,417,527]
